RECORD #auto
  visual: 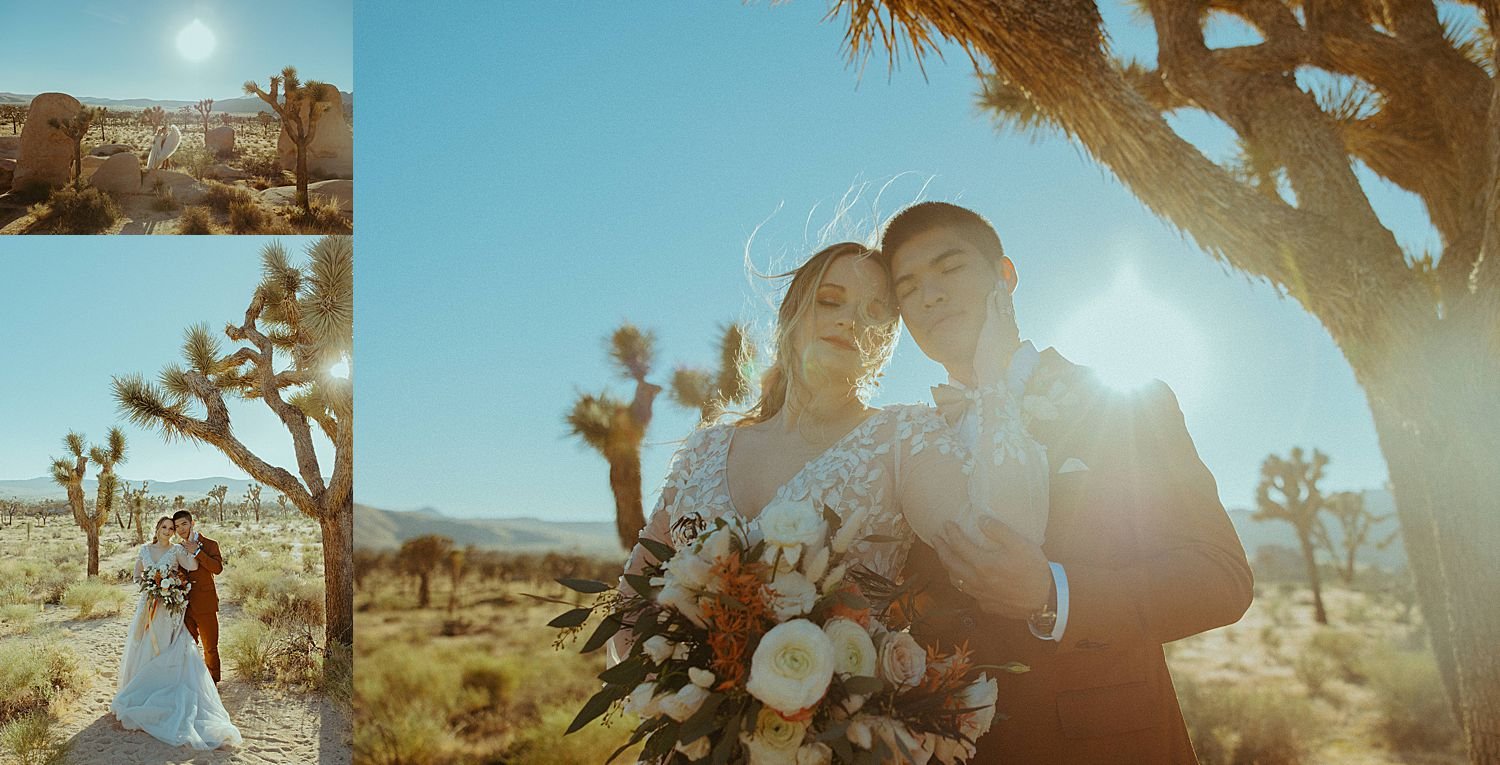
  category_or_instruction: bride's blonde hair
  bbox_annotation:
[737,242,898,426]
[153,516,174,543]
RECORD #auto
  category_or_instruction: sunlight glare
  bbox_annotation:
[176,19,217,62]
[328,356,351,380]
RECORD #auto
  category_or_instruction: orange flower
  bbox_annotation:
[827,582,871,627]
[700,554,775,691]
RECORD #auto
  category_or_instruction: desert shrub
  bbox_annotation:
[40,185,119,234]
[177,205,215,234]
[228,197,268,234]
[1364,648,1463,752]
[12,179,54,204]
[222,620,273,682]
[320,640,353,704]
[287,194,351,234]
[238,152,283,183]
[246,577,324,629]
[506,706,641,765]
[174,145,213,179]
[1177,676,1313,765]
[0,641,83,723]
[1306,628,1365,682]
[0,710,70,765]
[353,642,464,765]
[1292,652,1337,702]
[202,179,255,213]
[152,183,178,210]
[61,579,126,619]
[33,569,75,607]
[0,583,29,607]
[0,605,36,634]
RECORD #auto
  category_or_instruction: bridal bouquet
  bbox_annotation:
[139,569,192,616]
[546,497,1012,764]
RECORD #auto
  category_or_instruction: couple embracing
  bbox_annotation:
[619,202,1253,763]
[112,509,242,750]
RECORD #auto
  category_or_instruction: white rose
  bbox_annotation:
[675,735,712,761]
[623,682,659,717]
[745,619,836,715]
[657,582,708,627]
[664,550,713,591]
[757,497,826,568]
[642,635,674,665]
[658,683,711,722]
[822,618,877,679]
[697,523,736,562]
[768,571,818,620]
[955,673,999,743]
[740,708,809,765]
[878,631,927,689]
[796,741,833,765]
[688,667,716,688]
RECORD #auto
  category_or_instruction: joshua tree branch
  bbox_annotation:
[229,318,328,502]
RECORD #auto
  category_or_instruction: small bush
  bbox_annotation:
[40,185,119,234]
[0,641,83,723]
[177,205,215,234]
[0,710,70,765]
[33,569,75,607]
[1292,652,1337,702]
[222,620,273,682]
[1365,649,1462,752]
[61,579,126,619]
[152,184,178,211]
[287,194,351,234]
[247,578,324,630]
[228,198,268,234]
[1307,628,1365,682]
[202,179,255,213]
[1177,676,1313,765]
[0,605,36,634]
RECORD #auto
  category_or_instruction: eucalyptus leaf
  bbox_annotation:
[548,607,592,629]
[557,577,613,594]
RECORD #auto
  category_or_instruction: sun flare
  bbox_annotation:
[1051,267,1209,402]
[176,19,217,61]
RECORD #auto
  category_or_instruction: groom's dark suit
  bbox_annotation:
[903,348,1253,763]
[182,533,224,683]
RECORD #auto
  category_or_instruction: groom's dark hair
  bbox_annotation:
[879,201,1006,268]
[172,509,194,523]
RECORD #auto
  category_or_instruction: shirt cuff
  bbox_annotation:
[1029,562,1069,642]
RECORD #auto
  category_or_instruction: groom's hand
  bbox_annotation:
[935,517,1051,621]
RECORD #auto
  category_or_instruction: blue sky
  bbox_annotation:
[355,3,1423,520]
[5,0,352,102]
[0,238,336,485]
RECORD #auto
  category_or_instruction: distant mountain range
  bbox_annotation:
[0,476,265,503]
[355,504,624,558]
[356,489,1406,568]
[0,91,353,115]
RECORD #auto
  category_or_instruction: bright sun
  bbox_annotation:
[1051,267,1210,402]
[176,19,217,61]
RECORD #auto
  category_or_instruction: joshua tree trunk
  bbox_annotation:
[1298,534,1328,626]
[607,444,646,553]
[295,137,311,210]
[320,495,354,648]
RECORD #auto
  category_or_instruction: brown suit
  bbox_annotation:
[182,533,224,683]
[903,349,1253,763]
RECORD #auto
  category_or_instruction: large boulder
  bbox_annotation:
[90,152,142,194]
[277,84,352,180]
[206,126,235,156]
[13,93,83,191]
[260,178,352,214]
[80,154,108,176]
[204,163,248,181]
[0,136,20,160]
[89,143,134,157]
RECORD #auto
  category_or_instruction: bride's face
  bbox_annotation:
[790,254,895,387]
[154,519,174,544]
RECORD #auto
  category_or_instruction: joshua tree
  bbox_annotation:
[242,483,263,523]
[194,99,214,137]
[245,66,334,210]
[94,107,110,143]
[123,480,150,545]
[0,104,24,134]
[256,111,274,138]
[397,534,452,609]
[669,323,757,423]
[140,106,166,131]
[447,547,468,615]
[114,237,354,663]
[47,107,101,188]
[208,484,228,522]
[566,324,663,550]
[50,431,101,577]
[276,493,290,516]
[1255,448,1331,625]
[830,2,1500,749]
[1319,491,1389,586]
[89,428,127,555]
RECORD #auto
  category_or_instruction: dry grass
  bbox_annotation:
[176,204,215,234]
[29,185,120,234]
[60,579,128,619]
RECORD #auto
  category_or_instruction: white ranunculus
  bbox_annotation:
[657,582,708,627]
[664,549,713,591]
[878,631,927,689]
[745,619,836,715]
[623,682,659,717]
[796,741,833,765]
[675,735,711,761]
[768,571,819,620]
[688,667,716,688]
[658,683,711,722]
[758,496,826,567]
[822,618,877,679]
[956,673,999,743]
[642,635,674,665]
[740,708,809,765]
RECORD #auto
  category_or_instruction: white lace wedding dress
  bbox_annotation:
[111,543,242,750]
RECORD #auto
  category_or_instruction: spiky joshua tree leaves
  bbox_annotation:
[194,98,214,138]
[50,431,94,576]
[1255,447,1331,625]
[245,66,333,211]
[827,1,1500,755]
[47,106,102,188]
[88,427,128,575]
[113,236,354,666]
[396,535,452,609]
[670,323,757,423]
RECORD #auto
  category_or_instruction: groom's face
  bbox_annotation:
[889,227,1004,370]
[174,517,193,540]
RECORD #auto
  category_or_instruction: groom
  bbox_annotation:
[173,509,225,683]
[881,202,1253,763]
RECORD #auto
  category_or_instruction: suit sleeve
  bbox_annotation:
[195,538,225,575]
[1056,381,1253,653]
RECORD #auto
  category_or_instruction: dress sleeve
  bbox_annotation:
[965,377,1051,546]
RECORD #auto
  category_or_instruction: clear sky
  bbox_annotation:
[352,3,1428,522]
[4,0,352,102]
[0,237,336,485]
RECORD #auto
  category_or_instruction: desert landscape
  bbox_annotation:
[0,495,353,765]
[0,84,353,235]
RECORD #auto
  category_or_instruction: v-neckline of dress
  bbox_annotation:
[144,544,174,567]
[722,409,888,521]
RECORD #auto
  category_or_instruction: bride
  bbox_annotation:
[617,241,1048,657]
[111,516,242,750]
